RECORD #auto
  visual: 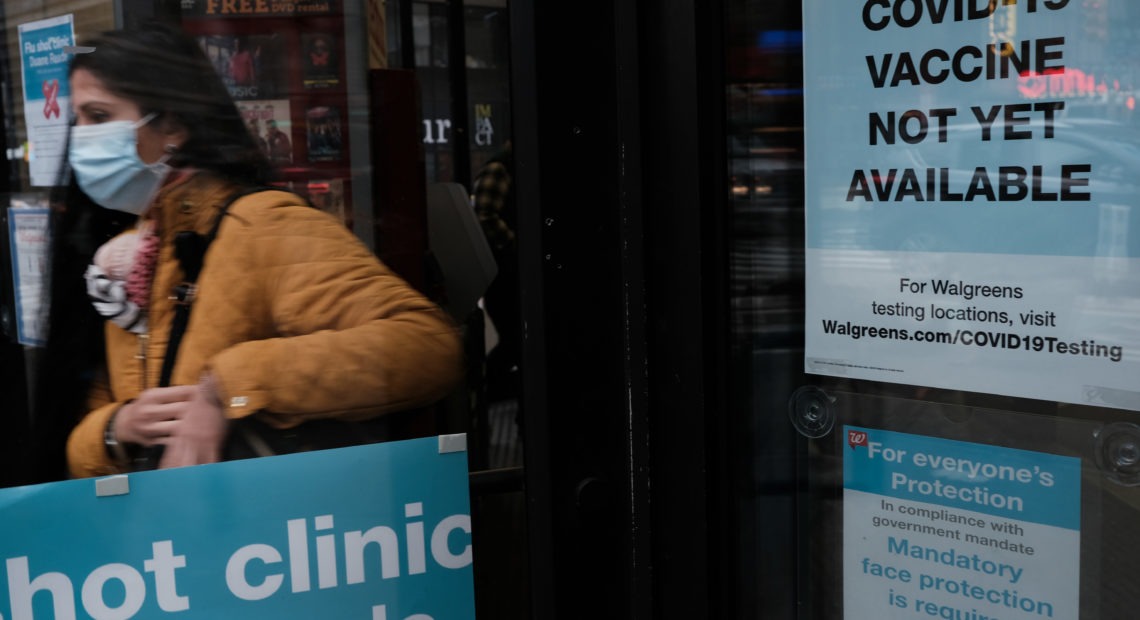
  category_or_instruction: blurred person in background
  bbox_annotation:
[471,139,519,402]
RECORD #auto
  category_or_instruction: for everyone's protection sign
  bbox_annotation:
[803,1,1140,409]
[0,437,475,619]
[843,426,1081,620]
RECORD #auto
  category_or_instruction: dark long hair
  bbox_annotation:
[26,22,272,483]
[69,23,272,185]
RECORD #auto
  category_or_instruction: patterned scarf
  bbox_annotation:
[124,223,160,311]
[86,219,160,334]
[86,169,197,331]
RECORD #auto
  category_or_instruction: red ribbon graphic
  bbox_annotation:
[42,79,60,119]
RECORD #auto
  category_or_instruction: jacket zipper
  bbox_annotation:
[137,330,149,391]
[136,217,159,392]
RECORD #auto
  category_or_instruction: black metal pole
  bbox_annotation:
[0,0,14,196]
[507,0,555,614]
[447,0,471,189]
[399,0,415,70]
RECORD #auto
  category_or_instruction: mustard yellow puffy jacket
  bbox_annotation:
[67,173,464,478]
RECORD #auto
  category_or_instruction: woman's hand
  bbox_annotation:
[112,385,198,446]
[158,374,230,469]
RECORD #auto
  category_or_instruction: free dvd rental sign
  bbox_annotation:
[803,0,1140,410]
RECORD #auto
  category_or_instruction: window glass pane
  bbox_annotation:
[723,1,804,615]
[726,1,1140,618]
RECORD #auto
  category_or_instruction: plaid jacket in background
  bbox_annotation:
[471,160,515,255]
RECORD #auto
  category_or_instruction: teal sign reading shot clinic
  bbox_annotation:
[0,436,474,619]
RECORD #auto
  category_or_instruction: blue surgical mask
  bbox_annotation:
[68,113,172,215]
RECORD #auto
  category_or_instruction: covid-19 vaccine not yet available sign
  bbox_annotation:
[804,0,1140,410]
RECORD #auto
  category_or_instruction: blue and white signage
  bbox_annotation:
[0,436,475,619]
[804,1,1140,409]
[18,14,74,187]
[843,426,1081,620]
[8,205,50,346]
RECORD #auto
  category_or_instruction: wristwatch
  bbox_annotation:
[104,405,129,463]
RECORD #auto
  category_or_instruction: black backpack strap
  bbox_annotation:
[138,188,264,470]
[156,198,235,388]
[158,186,277,388]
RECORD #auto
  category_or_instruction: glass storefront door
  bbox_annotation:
[1,2,529,616]
[726,1,1140,618]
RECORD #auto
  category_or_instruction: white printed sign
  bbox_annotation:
[9,205,49,346]
[804,1,1140,410]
